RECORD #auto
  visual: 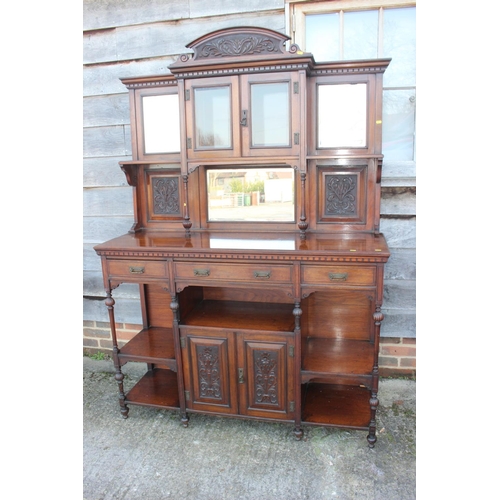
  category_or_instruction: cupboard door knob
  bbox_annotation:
[129,266,145,274]
[254,271,271,279]
[193,268,210,277]
[328,272,347,281]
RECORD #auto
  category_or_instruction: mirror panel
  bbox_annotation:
[207,167,295,222]
[142,94,180,154]
[317,83,367,148]
[194,86,232,149]
[251,82,290,147]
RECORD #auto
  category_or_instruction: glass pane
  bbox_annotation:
[305,13,340,61]
[194,86,231,149]
[251,82,290,147]
[344,10,378,60]
[207,167,295,222]
[383,7,416,87]
[142,94,180,154]
[382,89,415,161]
[318,83,367,148]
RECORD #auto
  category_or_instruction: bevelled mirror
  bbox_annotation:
[317,83,367,148]
[206,167,295,222]
[142,94,181,154]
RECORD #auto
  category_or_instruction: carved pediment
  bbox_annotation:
[169,27,312,75]
[186,27,290,60]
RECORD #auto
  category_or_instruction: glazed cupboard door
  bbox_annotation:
[184,76,240,159]
[239,72,301,157]
[180,327,238,414]
[184,72,301,159]
[237,332,295,420]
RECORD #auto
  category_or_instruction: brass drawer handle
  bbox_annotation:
[254,271,271,279]
[129,266,145,274]
[193,268,210,277]
[328,272,348,281]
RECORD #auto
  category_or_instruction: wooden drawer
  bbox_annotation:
[301,265,376,286]
[107,259,167,279]
[174,262,293,283]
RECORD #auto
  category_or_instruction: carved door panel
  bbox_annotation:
[181,328,238,414]
[237,333,295,420]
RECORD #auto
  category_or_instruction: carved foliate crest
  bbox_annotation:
[186,27,290,61]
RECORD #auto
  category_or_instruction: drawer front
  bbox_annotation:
[301,265,376,286]
[107,259,167,279]
[174,262,293,283]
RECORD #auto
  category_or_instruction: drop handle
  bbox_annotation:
[238,368,244,384]
[254,271,271,279]
[129,266,145,274]
[328,272,348,281]
[240,109,248,126]
[193,269,210,277]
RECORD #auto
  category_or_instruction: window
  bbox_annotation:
[290,1,416,162]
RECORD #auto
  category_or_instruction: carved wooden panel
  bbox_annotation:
[318,166,367,224]
[145,170,183,221]
[184,332,236,414]
[185,27,289,61]
[238,335,292,419]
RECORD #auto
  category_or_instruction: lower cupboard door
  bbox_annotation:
[183,333,238,414]
[237,333,294,420]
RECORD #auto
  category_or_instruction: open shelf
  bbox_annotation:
[302,338,374,377]
[182,300,295,332]
[125,368,180,409]
[118,327,176,366]
[301,382,371,428]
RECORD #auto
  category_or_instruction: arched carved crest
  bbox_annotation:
[184,27,290,61]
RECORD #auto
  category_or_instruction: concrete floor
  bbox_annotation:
[83,357,416,500]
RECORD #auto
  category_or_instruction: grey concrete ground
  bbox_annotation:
[83,357,416,500]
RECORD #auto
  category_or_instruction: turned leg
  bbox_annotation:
[367,306,384,447]
[367,390,379,447]
[105,290,129,418]
[294,426,303,441]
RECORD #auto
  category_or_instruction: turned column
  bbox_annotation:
[105,289,129,418]
[170,292,189,427]
[367,305,384,447]
[293,300,303,440]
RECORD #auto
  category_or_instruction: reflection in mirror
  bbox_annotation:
[142,94,180,154]
[194,86,231,149]
[207,167,295,222]
[251,82,290,147]
[318,83,367,148]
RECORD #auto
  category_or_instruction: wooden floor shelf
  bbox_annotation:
[302,338,374,377]
[125,368,180,409]
[301,383,372,428]
[182,299,295,332]
[118,327,176,366]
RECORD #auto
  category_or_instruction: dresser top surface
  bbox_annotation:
[94,230,390,261]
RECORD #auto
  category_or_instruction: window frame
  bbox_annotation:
[287,0,416,174]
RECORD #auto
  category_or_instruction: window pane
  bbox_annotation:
[251,82,290,147]
[318,83,367,148]
[142,94,180,154]
[382,89,415,161]
[383,7,416,87]
[194,86,231,149]
[344,10,378,60]
[305,13,340,61]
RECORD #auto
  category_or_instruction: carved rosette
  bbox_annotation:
[254,351,278,405]
[153,177,180,215]
[326,175,357,215]
[197,346,221,399]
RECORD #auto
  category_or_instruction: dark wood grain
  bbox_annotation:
[301,383,371,428]
[125,368,180,409]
